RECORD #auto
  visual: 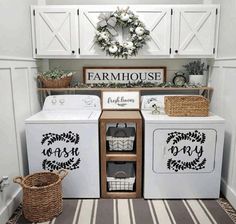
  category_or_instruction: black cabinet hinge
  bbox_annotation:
[33,9,35,16]
[35,48,37,54]
[213,48,216,54]
[77,9,79,15]
[78,48,80,54]
[169,48,172,54]
[171,9,173,15]
[216,8,218,15]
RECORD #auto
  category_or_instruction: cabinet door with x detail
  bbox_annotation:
[34,7,78,56]
[172,6,218,56]
[130,6,172,56]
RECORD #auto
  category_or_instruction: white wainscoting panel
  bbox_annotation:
[0,58,40,224]
[209,58,236,208]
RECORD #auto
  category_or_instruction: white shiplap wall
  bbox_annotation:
[0,58,41,224]
[209,58,236,208]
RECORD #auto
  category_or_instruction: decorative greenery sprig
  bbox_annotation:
[76,81,204,88]
[183,61,208,75]
[39,68,74,80]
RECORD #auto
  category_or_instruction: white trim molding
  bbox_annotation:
[0,58,41,224]
[210,57,236,209]
[0,55,37,62]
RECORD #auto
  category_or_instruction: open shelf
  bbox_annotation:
[106,154,137,161]
[100,111,142,198]
[38,86,213,91]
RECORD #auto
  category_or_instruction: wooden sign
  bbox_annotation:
[83,67,166,84]
[102,91,140,110]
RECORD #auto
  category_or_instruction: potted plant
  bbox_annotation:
[38,68,74,88]
[183,61,208,86]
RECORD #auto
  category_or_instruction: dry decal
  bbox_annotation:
[166,130,206,172]
[41,132,81,171]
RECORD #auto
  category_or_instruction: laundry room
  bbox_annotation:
[1,0,236,223]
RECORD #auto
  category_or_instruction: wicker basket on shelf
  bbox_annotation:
[106,123,135,151]
[164,95,209,117]
[38,75,72,88]
[13,170,68,223]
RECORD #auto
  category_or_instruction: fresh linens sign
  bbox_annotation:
[102,91,140,110]
[83,67,166,84]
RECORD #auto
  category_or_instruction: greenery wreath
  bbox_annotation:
[95,7,150,59]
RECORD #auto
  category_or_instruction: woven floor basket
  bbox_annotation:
[38,76,72,88]
[13,170,68,223]
[164,95,209,117]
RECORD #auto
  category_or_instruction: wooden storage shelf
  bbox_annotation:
[38,86,213,91]
[38,87,213,105]
[100,110,142,198]
[106,154,137,161]
[105,192,137,199]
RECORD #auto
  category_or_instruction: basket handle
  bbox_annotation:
[13,176,25,187]
[114,171,128,179]
[58,169,68,180]
[115,123,127,128]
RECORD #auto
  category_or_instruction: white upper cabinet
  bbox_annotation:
[172,6,218,56]
[32,6,78,57]
[79,5,172,57]
[31,5,219,58]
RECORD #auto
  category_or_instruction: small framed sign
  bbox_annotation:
[83,67,166,85]
[102,91,140,110]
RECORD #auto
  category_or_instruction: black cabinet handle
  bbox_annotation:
[72,50,75,54]
[175,50,178,53]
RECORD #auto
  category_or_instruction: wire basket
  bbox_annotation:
[38,75,72,88]
[106,123,135,151]
[164,95,209,117]
[107,162,135,191]
[13,170,68,223]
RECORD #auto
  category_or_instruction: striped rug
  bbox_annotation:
[13,199,236,224]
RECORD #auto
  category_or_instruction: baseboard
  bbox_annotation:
[0,188,22,224]
[221,178,236,209]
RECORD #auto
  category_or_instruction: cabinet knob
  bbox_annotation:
[175,50,178,53]
[72,50,75,54]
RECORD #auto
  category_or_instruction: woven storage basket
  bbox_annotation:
[107,162,135,191]
[164,95,209,117]
[13,170,68,223]
[38,76,72,88]
[106,123,135,151]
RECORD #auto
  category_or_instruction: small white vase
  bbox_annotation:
[189,74,207,86]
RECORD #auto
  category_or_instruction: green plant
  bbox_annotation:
[39,68,73,80]
[183,61,207,75]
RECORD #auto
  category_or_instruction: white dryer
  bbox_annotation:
[141,95,225,199]
[25,95,101,198]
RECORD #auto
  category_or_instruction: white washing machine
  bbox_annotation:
[141,95,225,199]
[25,95,101,198]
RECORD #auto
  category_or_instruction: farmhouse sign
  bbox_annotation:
[83,67,166,84]
[102,91,140,110]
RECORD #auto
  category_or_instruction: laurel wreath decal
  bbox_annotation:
[42,158,81,171]
[41,131,80,145]
[166,130,207,172]
[166,130,206,145]
[41,131,81,171]
[167,158,207,172]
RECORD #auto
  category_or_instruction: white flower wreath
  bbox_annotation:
[95,7,150,59]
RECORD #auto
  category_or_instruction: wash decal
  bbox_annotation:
[41,131,81,171]
[166,130,207,172]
